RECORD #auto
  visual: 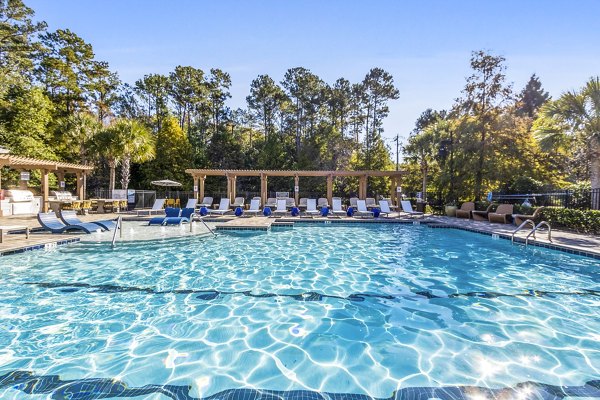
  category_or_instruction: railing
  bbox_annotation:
[525,221,552,246]
[111,216,123,247]
[511,219,536,244]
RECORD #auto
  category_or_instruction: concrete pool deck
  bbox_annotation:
[0,213,598,258]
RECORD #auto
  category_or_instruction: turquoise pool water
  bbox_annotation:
[0,223,598,399]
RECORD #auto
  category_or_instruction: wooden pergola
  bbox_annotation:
[185,169,405,206]
[0,154,93,212]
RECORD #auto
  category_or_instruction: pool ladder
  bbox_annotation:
[111,216,123,247]
[192,214,217,236]
[511,219,552,246]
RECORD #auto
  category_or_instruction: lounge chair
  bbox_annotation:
[349,197,359,208]
[273,199,288,217]
[185,199,197,209]
[198,197,213,208]
[266,197,277,208]
[355,200,374,218]
[378,200,394,218]
[472,204,494,221]
[136,199,166,216]
[317,197,329,209]
[209,199,231,215]
[400,200,424,218]
[245,198,262,216]
[331,197,346,217]
[232,197,245,208]
[365,197,377,209]
[285,197,296,208]
[164,208,195,225]
[303,199,320,217]
[380,198,398,210]
[38,212,103,234]
[455,202,475,219]
[298,198,308,209]
[488,204,514,223]
[60,210,116,231]
[513,206,544,226]
[148,207,181,225]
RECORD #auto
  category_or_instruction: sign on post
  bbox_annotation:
[20,172,30,181]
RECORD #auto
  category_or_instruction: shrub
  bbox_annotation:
[541,207,600,234]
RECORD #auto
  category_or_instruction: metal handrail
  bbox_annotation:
[111,216,123,247]
[526,221,552,246]
[511,219,535,244]
[192,214,216,236]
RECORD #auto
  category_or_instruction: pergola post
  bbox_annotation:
[294,175,299,205]
[41,169,49,213]
[260,173,267,206]
[389,176,397,206]
[231,175,237,202]
[199,175,205,202]
[326,175,333,206]
[193,176,199,200]
[226,175,231,203]
[76,172,84,200]
[56,171,65,191]
[359,175,367,199]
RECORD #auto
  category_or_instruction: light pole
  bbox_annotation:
[393,133,400,171]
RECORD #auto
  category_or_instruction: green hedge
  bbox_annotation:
[541,207,600,234]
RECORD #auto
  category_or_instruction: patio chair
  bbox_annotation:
[472,204,494,221]
[488,204,514,224]
[59,210,116,231]
[365,198,377,209]
[455,202,475,219]
[400,200,424,218]
[355,200,374,218]
[273,199,288,217]
[198,196,214,208]
[183,199,196,209]
[331,197,346,217]
[298,197,308,209]
[148,207,181,225]
[209,199,231,215]
[38,212,103,234]
[136,199,166,216]
[349,197,359,208]
[303,199,320,217]
[164,208,196,225]
[513,206,544,226]
[378,200,394,218]
[232,197,245,208]
[165,198,176,208]
[317,197,329,208]
[245,198,262,216]
[286,197,296,208]
[266,197,277,208]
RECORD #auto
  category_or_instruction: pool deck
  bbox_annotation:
[0,213,598,258]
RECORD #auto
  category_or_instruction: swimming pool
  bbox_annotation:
[0,223,598,399]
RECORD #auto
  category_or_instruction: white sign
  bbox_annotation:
[294,186,299,192]
[112,189,127,200]
[396,186,402,193]
[193,185,198,192]
[20,172,30,181]
[59,181,65,188]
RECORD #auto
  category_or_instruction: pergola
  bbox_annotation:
[185,169,405,206]
[0,154,93,212]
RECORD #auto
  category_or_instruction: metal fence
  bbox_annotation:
[493,188,600,210]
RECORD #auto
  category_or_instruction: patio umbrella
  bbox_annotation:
[151,179,182,187]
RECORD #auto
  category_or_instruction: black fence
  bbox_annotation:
[492,188,600,210]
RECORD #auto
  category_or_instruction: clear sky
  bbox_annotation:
[28,0,600,150]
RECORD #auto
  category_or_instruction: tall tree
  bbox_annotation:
[134,73,170,131]
[516,74,550,118]
[112,119,155,191]
[458,50,512,200]
[246,74,286,139]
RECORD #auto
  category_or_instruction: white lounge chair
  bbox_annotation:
[365,197,377,209]
[298,197,308,209]
[232,197,245,208]
[273,199,287,217]
[209,198,231,215]
[378,200,393,218]
[303,199,320,217]
[401,200,424,218]
[185,199,197,209]
[136,198,166,216]
[349,197,359,208]
[199,196,213,208]
[331,197,346,217]
[355,200,374,218]
[266,197,277,208]
[285,197,296,208]
[317,197,329,208]
[245,198,262,216]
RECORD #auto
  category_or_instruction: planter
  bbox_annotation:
[445,205,458,217]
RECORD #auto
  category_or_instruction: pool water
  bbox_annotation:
[0,223,598,399]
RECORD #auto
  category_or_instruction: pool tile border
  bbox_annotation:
[0,237,81,257]
[428,223,600,259]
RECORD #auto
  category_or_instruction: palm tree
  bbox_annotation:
[91,127,123,198]
[112,119,155,191]
[536,76,600,209]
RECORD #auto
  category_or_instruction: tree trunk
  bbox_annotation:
[474,129,486,201]
[108,159,116,198]
[120,156,131,191]
[591,135,600,209]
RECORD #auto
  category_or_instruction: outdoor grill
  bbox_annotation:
[6,189,37,215]
[52,191,75,201]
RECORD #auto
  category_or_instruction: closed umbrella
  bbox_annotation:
[151,179,182,187]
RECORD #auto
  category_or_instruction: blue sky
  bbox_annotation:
[29,0,600,149]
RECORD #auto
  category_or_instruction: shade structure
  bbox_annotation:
[151,179,182,187]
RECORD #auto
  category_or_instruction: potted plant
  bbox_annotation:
[445,201,457,217]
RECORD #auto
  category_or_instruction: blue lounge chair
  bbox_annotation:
[164,208,195,225]
[148,207,180,225]
[38,212,103,234]
[60,210,115,231]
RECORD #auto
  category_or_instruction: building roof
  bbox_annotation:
[0,154,93,172]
